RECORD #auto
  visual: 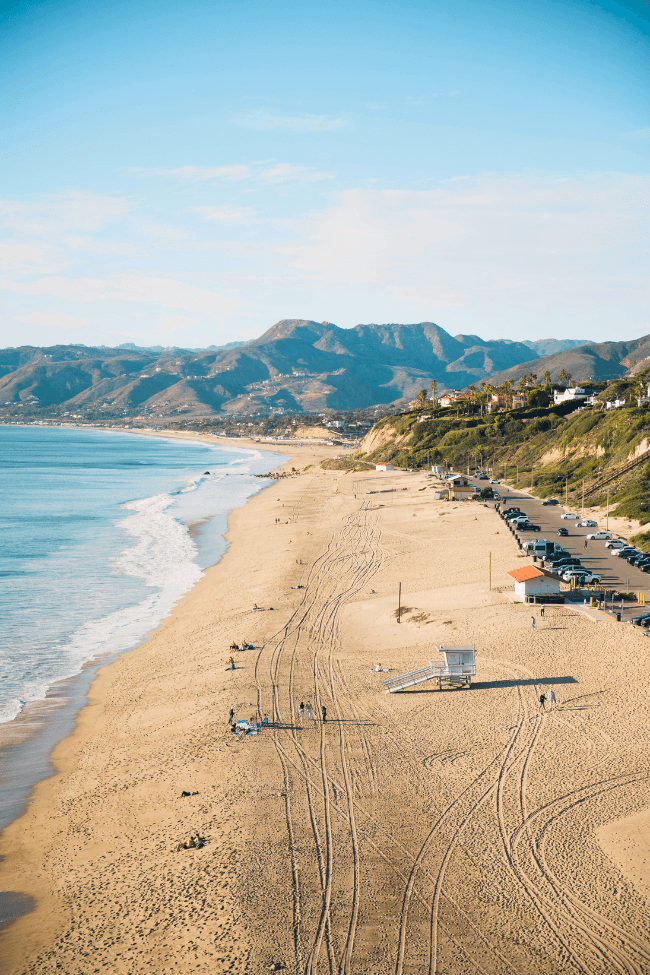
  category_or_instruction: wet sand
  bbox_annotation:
[1,453,649,974]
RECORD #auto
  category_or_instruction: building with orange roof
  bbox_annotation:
[507,564,561,601]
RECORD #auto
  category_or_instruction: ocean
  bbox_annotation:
[0,426,285,727]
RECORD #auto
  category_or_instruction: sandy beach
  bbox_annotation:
[1,440,650,975]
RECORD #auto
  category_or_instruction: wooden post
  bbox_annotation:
[397,582,402,623]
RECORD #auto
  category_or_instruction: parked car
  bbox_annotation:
[630,613,650,627]
[493,492,501,500]
[490,479,500,484]
[478,473,488,480]
[619,549,640,560]
[577,520,597,527]
[629,554,650,566]
[549,558,583,571]
[557,527,569,536]
[563,569,601,584]
[542,498,559,505]
[519,523,541,532]
[504,511,524,520]
[561,512,579,520]
[586,531,612,540]
[606,539,626,549]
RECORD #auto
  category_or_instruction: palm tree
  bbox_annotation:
[429,378,438,403]
[542,370,552,386]
[416,388,427,408]
[558,369,572,387]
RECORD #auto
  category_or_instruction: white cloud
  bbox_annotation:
[258,164,334,184]
[188,205,260,224]
[0,240,64,273]
[63,235,137,255]
[20,311,91,330]
[0,192,132,234]
[237,111,348,132]
[0,274,238,315]
[279,174,650,312]
[131,164,251,181]
[133,162,334,185]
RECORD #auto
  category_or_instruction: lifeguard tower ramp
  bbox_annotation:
[383,645,475,693]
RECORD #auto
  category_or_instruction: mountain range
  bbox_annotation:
[0,319,628,416]
[485,335,650,388]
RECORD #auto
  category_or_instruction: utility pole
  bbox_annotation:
[607,487,609,530]
[565,477,568,505]
[582,479,584,519]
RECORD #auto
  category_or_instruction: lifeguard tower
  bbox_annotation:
[383,644,476,693]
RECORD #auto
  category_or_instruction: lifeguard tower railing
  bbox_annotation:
[383,644,475,693]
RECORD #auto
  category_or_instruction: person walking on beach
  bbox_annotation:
[539,692,546,711]
[584,538,588,549]
[229,707,234,727]
[531,616,536,632]
[299,701,304,719]
[548,689,556,709]
[306,702,312,721]
[321,705,327,722]
[540,605,545,619]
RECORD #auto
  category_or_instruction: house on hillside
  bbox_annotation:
[486,394,506,413]
[605,398,626,410]
[512,393,526,408]
[438,391,469,409]
[553,386,592,405]
[507,565,561,602]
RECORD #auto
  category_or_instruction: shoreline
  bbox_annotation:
[2,453,649,974]
[0,432,332,890]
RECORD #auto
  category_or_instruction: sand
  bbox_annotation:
[1,448,650,975]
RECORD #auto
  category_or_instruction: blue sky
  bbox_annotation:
[1,0,648,348]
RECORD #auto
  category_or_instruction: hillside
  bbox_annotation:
[0,320,590,420]
[355,370,650,533]
[484,335,650,387]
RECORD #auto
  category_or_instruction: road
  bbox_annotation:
[465,477,649,622]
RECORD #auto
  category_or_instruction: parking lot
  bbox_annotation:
[464,475,650,623]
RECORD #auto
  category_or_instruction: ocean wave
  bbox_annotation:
[0,494,202,725]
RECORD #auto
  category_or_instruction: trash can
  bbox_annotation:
[616,612,621,622]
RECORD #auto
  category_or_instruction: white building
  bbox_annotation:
[507,565,561,601]
[431,465,446,475]
[375,463,394,472]
[605,398,626,410]
[553,386,590,405]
